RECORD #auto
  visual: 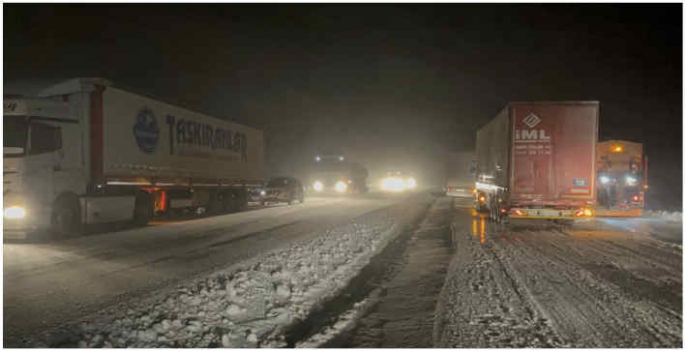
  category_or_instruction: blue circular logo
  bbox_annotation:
[133,107,159,153]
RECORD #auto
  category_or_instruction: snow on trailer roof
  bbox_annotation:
[37,77,113,97]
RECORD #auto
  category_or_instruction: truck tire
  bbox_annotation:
[207,191,223,215]
[51,194,81,238]
[236,188,248,211]
[133,191,154,226]
[221,190,235,213]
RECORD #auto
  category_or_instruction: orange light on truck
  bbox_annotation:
[611,145,624,153]
[479,196,485,202]
[575,208,594,217]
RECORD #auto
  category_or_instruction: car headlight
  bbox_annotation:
[313,181,324,192]
[381,178,405,192]
[260,190,266,196]
[334,181,347,193]
[406,177,416,189]
[4,205,26,219]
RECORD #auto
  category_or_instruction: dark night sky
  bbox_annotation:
[4,4,682,210]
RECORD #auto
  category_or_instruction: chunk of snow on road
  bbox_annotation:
[644,210,682,222]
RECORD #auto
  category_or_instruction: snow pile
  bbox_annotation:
[34,207,407,348]
[644,210,682,222]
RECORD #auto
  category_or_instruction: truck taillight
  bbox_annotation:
[632,195,639,202]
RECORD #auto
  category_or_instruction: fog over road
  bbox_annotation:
[3,195,402,346]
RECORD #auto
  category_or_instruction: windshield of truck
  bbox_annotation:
[4,116,28,156]
[267,178,291,187]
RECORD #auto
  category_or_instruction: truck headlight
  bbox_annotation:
[260,190,266,196]
[4,205,26,219]
[334,181,347,193]
[625,176,637,186]
[406,177,416,189]
[599,176,610,184]
[313,181,324,192]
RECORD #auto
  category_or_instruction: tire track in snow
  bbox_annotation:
[434,211,563,348]
[487,225,682,347]
[435,213,682,348]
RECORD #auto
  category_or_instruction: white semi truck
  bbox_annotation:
[3,78,264,238]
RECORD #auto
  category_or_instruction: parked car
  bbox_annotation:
[261,177,305,205]
[248,186,265,203]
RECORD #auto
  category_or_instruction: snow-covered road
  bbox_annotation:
[435,209,682,348]
[5,193,682,348]
[3,195,410,347]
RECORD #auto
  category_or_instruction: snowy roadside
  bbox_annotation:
[644,210,682,222]
[27,203,425,348]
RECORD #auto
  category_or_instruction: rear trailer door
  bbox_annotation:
[509,102,598,208]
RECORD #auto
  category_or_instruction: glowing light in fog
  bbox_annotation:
[334,181,347,193]
[406,177,416,189]
[600,176,610,184]
[315,156,321,162]
[313,181,324,192]
[4,205,26,219]
[625,176,637,186]
[381,177,406,192]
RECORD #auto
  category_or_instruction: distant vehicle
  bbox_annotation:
[248,186,265,203]
[261,177,305,205]
[444,151,475,198]
[3,78,264,239]
[379,171,417,193]
[473,101,598,222]
[308,154,368,194]
[595,140,646,217]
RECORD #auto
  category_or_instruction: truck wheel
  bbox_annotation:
[51,194,81,238]
[236,188,248,211]
[221,190,235,213]
[133,191,153,226]
[207,191,222,215]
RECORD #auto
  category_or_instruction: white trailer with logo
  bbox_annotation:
[3,78,264,238]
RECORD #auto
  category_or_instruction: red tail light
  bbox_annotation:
[632,195,639,202]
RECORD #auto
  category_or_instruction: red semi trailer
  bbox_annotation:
[474,101,599,222]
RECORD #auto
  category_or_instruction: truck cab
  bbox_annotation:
[4,97,85,237]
